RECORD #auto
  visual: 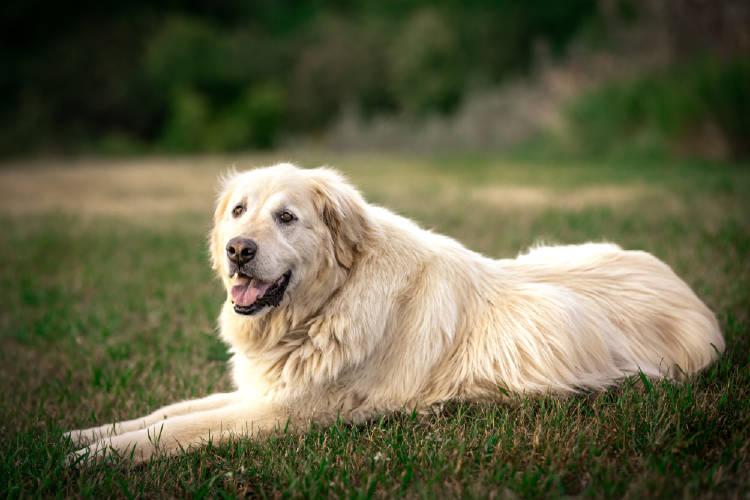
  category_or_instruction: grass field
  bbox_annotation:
[1,152,748,498]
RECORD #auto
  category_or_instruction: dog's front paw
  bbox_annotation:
[64,447,92,468]
[63,424,117,447]
[63,429,94,447]
[64,442,114,468]
[66,430,163,467]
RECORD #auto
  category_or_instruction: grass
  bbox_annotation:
[0,152,748,498]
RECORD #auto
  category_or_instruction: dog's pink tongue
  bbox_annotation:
[231,278,270,307]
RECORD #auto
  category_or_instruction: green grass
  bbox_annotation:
[1,153,749,498]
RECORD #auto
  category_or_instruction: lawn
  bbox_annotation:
[1,152,748,498]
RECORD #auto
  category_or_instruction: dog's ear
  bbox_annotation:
[209,171,237,271]
[309,169,375,270]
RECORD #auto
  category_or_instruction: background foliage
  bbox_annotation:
[565,56,750,161]
[5,0,746,160]
[1,0,596,154]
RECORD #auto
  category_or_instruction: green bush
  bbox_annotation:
[695,58,750,159]
[240,83,285,149]
[387,8,463,115]
[565,57,750,160]
[159,87,211,152]
[159,83,285,152]
[205,83,286,150]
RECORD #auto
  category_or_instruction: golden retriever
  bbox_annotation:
[66,163,724,464]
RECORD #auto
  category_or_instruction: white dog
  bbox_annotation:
[66,163,724,464]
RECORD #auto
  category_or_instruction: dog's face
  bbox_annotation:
[210,164,371,317]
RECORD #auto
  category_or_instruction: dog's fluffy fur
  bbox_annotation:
[66,163,724,464]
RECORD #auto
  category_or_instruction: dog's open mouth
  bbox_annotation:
[231,271,291,315]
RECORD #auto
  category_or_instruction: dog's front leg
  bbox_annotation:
[66,399,286,466]
[64,392,243,447]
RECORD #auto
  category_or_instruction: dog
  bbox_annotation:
[65,163,724,464]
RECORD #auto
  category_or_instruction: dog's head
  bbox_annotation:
[210,163,373,317]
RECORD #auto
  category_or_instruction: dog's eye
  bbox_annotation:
[278,211,295,224]
[232,204,245,218]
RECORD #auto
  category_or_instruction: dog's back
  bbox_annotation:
[417,241,723,401]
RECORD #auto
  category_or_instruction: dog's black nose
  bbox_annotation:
[226,237,258,265]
